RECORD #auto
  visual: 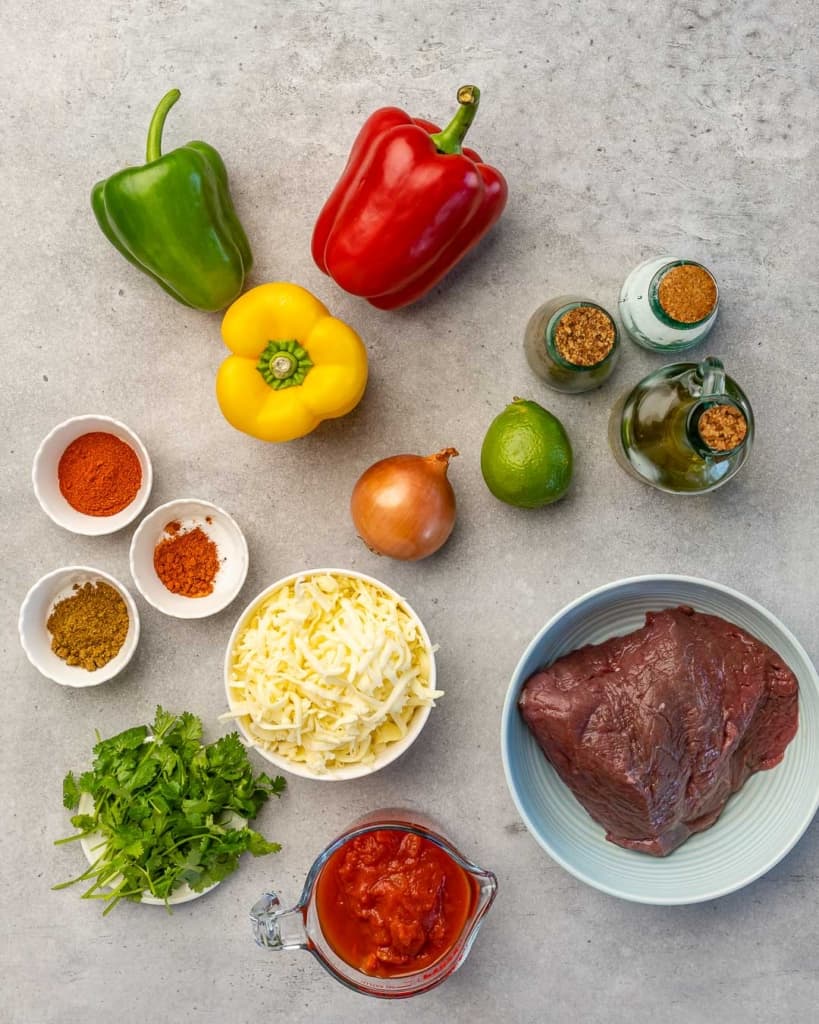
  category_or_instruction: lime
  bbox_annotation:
[480,398,573,508]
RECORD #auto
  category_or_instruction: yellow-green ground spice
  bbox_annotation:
[47,581,129,670]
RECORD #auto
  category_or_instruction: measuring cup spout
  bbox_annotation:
[250,892,308,951]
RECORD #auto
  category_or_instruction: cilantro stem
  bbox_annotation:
[54,832,91,846]
[102,896,121,916]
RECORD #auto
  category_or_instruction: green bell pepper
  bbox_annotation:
[91,89,253,312]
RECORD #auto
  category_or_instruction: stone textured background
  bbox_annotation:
[1,1,817,1021]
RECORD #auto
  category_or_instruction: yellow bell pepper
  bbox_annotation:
[216,282,368,442]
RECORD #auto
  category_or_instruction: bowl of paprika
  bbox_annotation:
[129,498,249,619]
[32,415,153,535]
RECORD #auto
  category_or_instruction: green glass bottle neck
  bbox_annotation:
[686,402,746,458]
[682,359,746,457]
[648,260,718,329]
[544,301,619,371]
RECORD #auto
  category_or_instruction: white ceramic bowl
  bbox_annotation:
[19,566,140,686]
[32,415,152,535]
[501,575,819,905]
[224,569,437,781]
[129,499,249,619]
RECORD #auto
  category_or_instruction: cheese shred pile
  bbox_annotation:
[226,574,442,773]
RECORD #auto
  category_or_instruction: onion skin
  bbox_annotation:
[351,448,458,561]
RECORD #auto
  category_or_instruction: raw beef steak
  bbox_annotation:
[518,606,799,856]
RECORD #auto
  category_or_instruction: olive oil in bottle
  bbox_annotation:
[609,357,753,494]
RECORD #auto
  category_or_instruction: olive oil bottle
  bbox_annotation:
[609,357,754,494]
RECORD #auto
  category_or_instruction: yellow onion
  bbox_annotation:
[350,448,459,561]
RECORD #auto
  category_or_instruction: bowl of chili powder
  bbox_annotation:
[32,415,153,535]
[129,498,249,619]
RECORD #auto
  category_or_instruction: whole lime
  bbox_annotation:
[480,398,573,508]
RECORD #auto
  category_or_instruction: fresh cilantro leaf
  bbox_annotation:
[126,757,161,792]
[157,780,181,802]
[63,772,80,809]
[78,771,96,794]
[247,830,282,856]
[93,725,148,762]
[207,732,247,776]
[177,711,203,744]
[259,773,287,797]
[151,706,177,739]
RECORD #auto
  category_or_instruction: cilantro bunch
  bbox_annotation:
[55,707,285,914]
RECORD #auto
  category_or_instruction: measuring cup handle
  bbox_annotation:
[250,892,308,951]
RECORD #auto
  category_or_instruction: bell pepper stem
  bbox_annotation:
[146,89,182,162]
[429,85,481,155]
[257,339,313,390]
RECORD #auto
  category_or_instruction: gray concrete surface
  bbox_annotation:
[2,1,817,1021]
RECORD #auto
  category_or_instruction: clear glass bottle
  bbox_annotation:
[618,257,719,351]
[609,356,754,494]
[524,296,620,393]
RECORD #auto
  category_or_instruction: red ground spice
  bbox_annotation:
[58,432,142,516]
[153,522,220,597]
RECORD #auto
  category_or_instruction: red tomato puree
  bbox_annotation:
[315,828,475,978]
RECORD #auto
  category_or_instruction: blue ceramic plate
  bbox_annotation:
[501,575,819,905]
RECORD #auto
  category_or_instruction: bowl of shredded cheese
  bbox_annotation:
[223,570,441,780]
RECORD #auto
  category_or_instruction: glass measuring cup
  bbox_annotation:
[250,809,498,998]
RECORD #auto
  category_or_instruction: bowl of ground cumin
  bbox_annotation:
[19,566,140,686]
[129,498,249,619]
[32,415,153,535]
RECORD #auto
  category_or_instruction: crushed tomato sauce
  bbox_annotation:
[315,829,476,978]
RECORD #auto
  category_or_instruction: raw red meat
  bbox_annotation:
[518,606,799,856]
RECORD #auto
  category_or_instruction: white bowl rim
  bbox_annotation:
[128,497,249,619]
[500,572,819,905]
[224,567,436,781]
[32,414,153,535]
[18,564,141,687]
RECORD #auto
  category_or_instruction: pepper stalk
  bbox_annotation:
[430,85,481,155]
[146,88,182,162]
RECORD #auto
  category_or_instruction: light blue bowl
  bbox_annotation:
[501,575,819,905]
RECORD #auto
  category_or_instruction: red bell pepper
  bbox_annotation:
[312,85,508,310]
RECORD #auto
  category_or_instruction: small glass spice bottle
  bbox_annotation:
[618,257,719,351]
[523,296,620,393]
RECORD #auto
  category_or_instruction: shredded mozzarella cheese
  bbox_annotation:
[225,574,442,773]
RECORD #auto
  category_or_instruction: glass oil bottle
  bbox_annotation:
[609,357,754,494]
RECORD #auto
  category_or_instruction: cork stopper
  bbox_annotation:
[658,264,718,323]
[698,404,748,451]
[554,306,616,367]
